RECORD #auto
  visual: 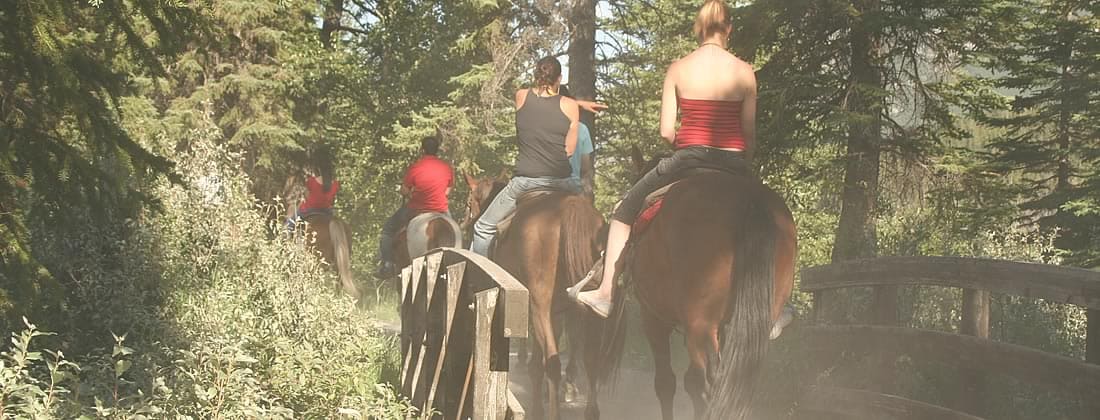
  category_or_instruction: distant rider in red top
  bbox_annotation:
[376,136,454,276]
[287,147,339,230]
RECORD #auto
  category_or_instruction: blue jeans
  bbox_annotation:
[470,176,580,256]
[378,206,411,265]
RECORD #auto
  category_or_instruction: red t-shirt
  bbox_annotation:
[299,176,340,211]
[404,156,453,213]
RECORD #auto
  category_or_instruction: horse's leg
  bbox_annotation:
[529,304,563,420]
[643,310,676,420]
[684,323,719,420]
[553,311,579,405]
[527,332,547,420]
[582,312,604,420]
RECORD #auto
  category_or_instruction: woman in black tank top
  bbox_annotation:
[469,56,604,257]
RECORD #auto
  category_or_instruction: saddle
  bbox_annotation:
[632,166,753,234]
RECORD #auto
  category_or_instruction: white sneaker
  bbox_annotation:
[577,290,611,318]
[567,255,604,301]
[770,305,795,340]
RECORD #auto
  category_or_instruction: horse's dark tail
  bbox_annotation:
[557,195,613,380]
[559,196,602,283]
[705,187,776,420]
[595,248,629,388]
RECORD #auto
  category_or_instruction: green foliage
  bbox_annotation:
[0,0,198,340]
[979,0,1100,267]
[2,114,411,418]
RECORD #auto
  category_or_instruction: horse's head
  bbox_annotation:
[460,170,508,231]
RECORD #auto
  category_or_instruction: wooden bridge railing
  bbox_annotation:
[400,248,527,420]
[798,256,1100,420]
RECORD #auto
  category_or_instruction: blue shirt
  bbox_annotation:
[570,122,594,180]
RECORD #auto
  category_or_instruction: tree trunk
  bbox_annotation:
[320,0,345,50]
[567,0,598,132]
[834,0,892,391]
[833,0,889,323]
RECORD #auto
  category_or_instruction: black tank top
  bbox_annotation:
[514,89,572,178]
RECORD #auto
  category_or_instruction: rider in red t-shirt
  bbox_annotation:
[376,136,454,276]
[287,147,339,231]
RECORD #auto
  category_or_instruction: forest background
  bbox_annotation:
[0,0,1096,418]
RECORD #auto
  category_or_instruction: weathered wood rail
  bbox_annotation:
[400,248,527,420]
[798,256,1100,420]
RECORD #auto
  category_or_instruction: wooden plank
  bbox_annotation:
[400,263,423,396]
[424,252,443,299]
[473,288,502,420]
[410,256,426,300]
[801,325,1100,401]
[800,386,984,420]
[424,262,466,418]
[506,390,525,420]
[442,248,528,338]
[800,257,1100,309]
[409,257,439,411]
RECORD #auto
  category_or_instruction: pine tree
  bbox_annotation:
[981,0,1100,267]
[0,0,199,331]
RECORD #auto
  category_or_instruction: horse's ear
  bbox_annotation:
[630,145,646,172]
[464,172,477,188]
[496,168,509,182]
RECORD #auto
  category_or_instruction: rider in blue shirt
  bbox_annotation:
[561,85,595,200]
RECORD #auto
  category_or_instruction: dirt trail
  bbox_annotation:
[508,360,695,420]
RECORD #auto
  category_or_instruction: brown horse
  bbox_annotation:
[597,155,797,420]
[302,214,360,303]
[463,173,607,420]
[281,173,360,303]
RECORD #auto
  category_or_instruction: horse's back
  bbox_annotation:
[497,192,603,293]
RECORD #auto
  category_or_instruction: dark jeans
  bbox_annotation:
[612,146,749,224]
[378,206,411,265]
[286,207,334,231]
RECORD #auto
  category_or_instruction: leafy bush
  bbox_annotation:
[1,118,412,418]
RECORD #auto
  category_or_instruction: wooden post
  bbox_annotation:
[957,289,990,417]
[473,288,507,420]
[812,291,826,324]
[960,289,990,338]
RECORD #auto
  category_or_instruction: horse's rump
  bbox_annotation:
[406,212,462,253]
[600,173,796,419]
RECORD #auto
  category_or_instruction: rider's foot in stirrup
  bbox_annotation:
[576,290,611,319]
[770,305,796,340]
[567,254,605,300]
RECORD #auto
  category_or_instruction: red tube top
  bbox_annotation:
[674,98,745,150]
